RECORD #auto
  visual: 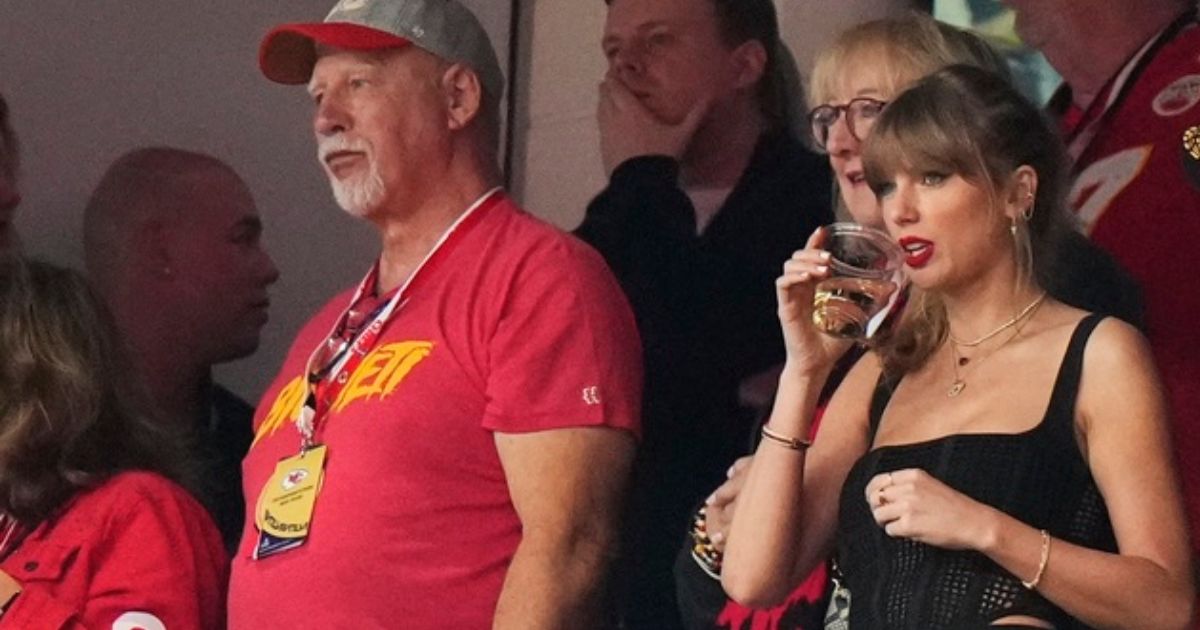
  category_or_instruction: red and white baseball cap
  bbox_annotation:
[259,0,504,103]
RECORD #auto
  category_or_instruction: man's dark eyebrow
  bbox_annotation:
[603,19,674,45]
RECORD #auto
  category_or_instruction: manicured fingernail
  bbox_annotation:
[819,251,832,261]
[705,493,716,505]
[816,265,829,273]
[711,532,725,544]
[726,464,737,478]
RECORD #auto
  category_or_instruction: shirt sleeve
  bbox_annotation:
[1,478,228,630]
[481,237,643,438]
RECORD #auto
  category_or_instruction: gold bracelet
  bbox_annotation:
[760,425,812,450]
[1021,529,1051,590]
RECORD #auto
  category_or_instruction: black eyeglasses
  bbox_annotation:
[807,98,888,151]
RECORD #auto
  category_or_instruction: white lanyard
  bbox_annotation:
[295,187,504,446]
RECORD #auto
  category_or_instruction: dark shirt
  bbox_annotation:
[193,384,254,556]
[837,315,1115,629]
[577,129,834,629]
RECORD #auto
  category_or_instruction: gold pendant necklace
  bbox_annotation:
[949,293,1048,347]
[947,292,1047,398]
[948,342,975,397]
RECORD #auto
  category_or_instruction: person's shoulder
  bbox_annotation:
[1042,312,1154,387]
[1084,314,1151,363]
[488,195,612,272]
[73,471,202,518]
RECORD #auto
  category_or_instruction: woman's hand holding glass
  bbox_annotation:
[776,227,855,375]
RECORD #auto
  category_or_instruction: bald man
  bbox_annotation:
[83,147,279,552]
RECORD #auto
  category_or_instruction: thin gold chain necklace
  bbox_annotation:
[948,292,1048,347]
[947,292,1047,397]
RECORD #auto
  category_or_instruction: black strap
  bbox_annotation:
[1042,314,1107,437]
[866,314,1107,445]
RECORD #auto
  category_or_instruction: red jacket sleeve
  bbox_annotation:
[0,474,228,629]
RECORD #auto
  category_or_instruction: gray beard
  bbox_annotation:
[330,166,385,218]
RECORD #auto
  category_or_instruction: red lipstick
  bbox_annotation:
[898,236,934,269]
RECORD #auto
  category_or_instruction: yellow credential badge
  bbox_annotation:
[252,445,327,560]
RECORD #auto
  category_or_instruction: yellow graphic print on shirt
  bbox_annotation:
[252,341,434,447]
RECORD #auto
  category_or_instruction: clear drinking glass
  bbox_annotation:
[811,223,905,341]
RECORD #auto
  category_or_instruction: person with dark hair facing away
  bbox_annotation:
[83,147,280,554]
[0,95,22,252]
[0,258,226,628]
[722,65,1194,629]
[576,0,833,626]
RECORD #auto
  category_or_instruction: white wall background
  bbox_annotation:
[1,0,510,403]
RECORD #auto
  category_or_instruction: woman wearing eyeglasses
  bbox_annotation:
[722,62,1194,629]
[678,14,1144,630]
[0,259,226,628]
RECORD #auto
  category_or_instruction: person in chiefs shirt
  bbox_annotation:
[1003,0,1200,554]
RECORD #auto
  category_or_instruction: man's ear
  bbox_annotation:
[442,63,483,131]
[1004,165,1039,221]
[729,39,768,92]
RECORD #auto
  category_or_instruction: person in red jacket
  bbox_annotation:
[0,258,227,628]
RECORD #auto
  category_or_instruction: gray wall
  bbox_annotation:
[1,0,511,403]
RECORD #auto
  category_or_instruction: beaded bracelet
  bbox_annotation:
[1021,529,1051,590]
[689,505,723,580]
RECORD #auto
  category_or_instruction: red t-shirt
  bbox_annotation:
[0,471,228,629]
[1062,20,1200,551]
[228,194,642,628]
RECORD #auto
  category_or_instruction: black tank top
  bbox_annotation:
[836,314,1116,629]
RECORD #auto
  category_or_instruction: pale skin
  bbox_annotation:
[493,428,635,629]
[0,570,17,610]
[722,166,1195,629]
[598,0,768,187]
[308,46,635,629]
